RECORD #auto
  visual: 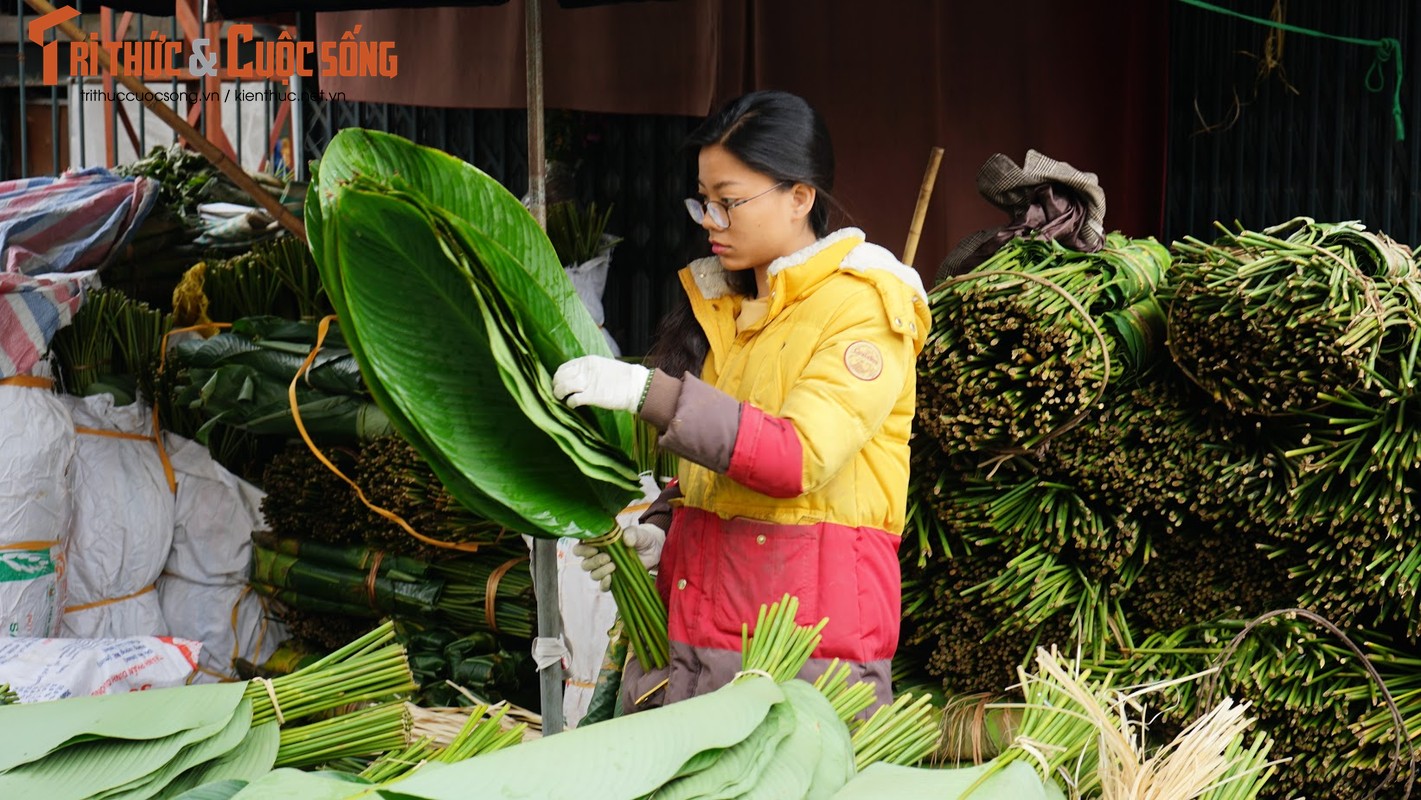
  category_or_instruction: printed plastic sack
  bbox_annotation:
[58,394,173,638]
[0,382,76,639]
[0,635,201,702]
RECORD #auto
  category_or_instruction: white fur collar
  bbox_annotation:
[840,241,929,303]
[687,256,735,299]
[765,227,866,277]
[685,227,927,304]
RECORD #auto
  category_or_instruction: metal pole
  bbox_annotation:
[526,0,563,737]
[18,0,28,177]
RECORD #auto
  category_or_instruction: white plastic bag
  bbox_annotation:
[0,635,201,702]
[58,395,173,638]
[156,577,284,683]
[157,432,288,681]
[563,237,621,356]
[0,382,75,639]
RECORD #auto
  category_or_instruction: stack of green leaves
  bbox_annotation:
[172,598,1085,800]
[0,622,415,799]
[169,315,392,445]
[400,627,531,707]
[307,128,664,668]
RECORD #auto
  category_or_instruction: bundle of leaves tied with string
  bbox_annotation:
[917,233,1169,463]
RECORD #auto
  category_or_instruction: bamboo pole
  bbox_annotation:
[902,146,944,267]
[24,0,306,242]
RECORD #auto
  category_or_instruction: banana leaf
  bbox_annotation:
[307,128,639,540]
[829,762,1064,800]
[0,682,247,772]
[252,547,443,616]
[180,364,392,443]
[253,531,431,581]
[376,676,786,800]
[309,175,636,538]
[172,329,364,396]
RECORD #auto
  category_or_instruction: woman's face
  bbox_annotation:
[695,144,817,275]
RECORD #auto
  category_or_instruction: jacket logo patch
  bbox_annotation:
[844,341,883,381]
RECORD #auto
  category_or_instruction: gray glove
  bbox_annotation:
[573,522,667,592]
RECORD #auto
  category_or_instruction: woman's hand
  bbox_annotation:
[552,355,653,413]
[573,522,667,591]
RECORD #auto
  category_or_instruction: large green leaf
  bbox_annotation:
[0,681,247,772]
[164,722,281,796]
[95,698,254,800]
[0,699,243,800]
[828,761,1065,800]
[228,768,372,799]
[307,162,542,537]
[323,184,633,537]
[376,676,786,800]
[311,128,630,454]
[169,780,249,800]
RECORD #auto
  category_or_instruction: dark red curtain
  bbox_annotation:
[318,0,1167,282]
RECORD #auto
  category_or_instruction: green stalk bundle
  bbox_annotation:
[430,557,537,640]
[52,287,122,395]
[261,443,371,546]
[242,622,418,728]
[850,693,941,771]
[739,594,829,683]
[251,546,443,617]
[604,541,669,669]
[203,250,287,325]
[918,233,1168,461]
[1165,217,1415,418]
[1085,617,1412,800]
[354,435,516,554]
[275,702,411,768]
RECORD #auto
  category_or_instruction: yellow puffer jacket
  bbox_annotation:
[676,227,930,532]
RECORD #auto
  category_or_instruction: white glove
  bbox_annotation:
[553,355,652,413]
[573,522,667,592]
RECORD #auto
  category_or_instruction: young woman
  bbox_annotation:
[553,90,930,712]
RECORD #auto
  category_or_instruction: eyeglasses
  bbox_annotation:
[684,182,787,229]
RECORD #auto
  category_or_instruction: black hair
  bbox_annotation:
[645,91,837,379]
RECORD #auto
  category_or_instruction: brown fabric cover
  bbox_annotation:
[938,149,1108,279]
[316,1,1167,282]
